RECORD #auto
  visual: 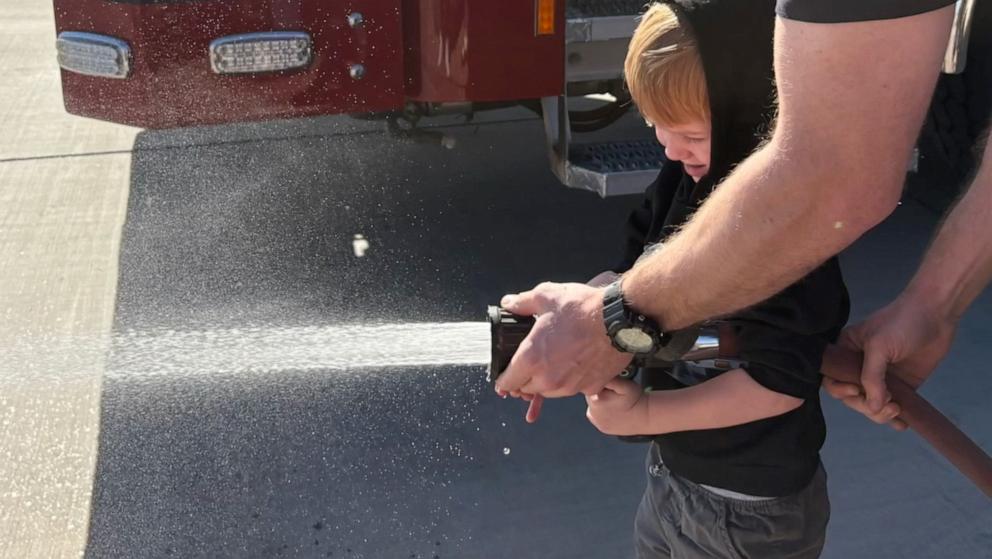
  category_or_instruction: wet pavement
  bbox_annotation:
[2,2,991,558]
[78,121,992,559]
[83,120,646,559]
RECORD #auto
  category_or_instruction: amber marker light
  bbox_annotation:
[536,0,556,35]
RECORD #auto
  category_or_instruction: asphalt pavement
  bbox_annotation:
[2,2,990,558]
[80,116,992,559]
[83,117,648,559]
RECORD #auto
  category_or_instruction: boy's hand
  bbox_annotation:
[585,378,649,436]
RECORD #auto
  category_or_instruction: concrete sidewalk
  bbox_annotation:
[0,1,136,556]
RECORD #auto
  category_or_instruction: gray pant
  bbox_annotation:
[634,446,829,559]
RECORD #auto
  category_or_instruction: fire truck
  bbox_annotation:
[53,1,990,198]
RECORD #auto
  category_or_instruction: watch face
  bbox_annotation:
[615,327,654,353]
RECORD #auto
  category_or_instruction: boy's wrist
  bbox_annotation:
[643,391,669,436]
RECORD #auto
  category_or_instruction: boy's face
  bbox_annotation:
[653,121,711,182]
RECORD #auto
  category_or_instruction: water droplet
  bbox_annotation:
[352,234,370,257]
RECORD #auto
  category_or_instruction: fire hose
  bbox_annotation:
[487,307,992,498]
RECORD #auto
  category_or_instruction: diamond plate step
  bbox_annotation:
[566,0,646,18]
[565,139,665,197]
[566,0,644,43]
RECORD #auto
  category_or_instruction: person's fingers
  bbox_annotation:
[880,401,901,421]
[603,377,640,396]
[525,395,544,424]
[500,284,553,317]
[840,396,879,421]
[517,377,542,396]
[494,333,544,394]
[590,382,632,406]
[590,390,614,405]
[861,343,892,413]
[579,376,611,397]
[840,395,901,425]
[822,377,861,399]
[889,417,909,431]
[508,388,534,400]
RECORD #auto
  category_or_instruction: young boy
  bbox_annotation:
[585,2,850,558]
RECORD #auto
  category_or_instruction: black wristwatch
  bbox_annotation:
[602,280,663,360]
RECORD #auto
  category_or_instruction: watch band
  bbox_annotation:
[602,281,629,353]
[603,280,662,356]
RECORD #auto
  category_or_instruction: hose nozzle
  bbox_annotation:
[487,306,535,384]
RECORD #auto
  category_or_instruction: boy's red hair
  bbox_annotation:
[624,3,710,126]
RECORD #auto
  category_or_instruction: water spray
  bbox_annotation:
[82,305,991,496]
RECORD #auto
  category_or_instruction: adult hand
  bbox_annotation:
[821,377,907,430]
[496,273,624,425]
[496,282,633,398]
[495,388,545,424]
[585,378,648,436]
[828,293,957,426]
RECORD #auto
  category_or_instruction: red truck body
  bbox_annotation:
[53,1,565,128]
[53,1,988,198]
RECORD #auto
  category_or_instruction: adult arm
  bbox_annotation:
[497,9,954,397]
[830,135,992,417]
[624,10,954,328]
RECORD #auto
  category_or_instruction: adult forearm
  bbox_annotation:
[905,139,992,320]
[645,369,802,434]
[624,139,888,329]
[622,11,952,330]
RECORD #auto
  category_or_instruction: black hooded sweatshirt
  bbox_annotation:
[613,0,850,497]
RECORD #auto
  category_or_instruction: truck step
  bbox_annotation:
[566,0,646,19]
[566,0,644,43]
[565,139,665,197]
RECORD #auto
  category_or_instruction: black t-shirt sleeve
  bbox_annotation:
[730,257,850,400]
[736,324,827,400]
[777,0,956,23]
